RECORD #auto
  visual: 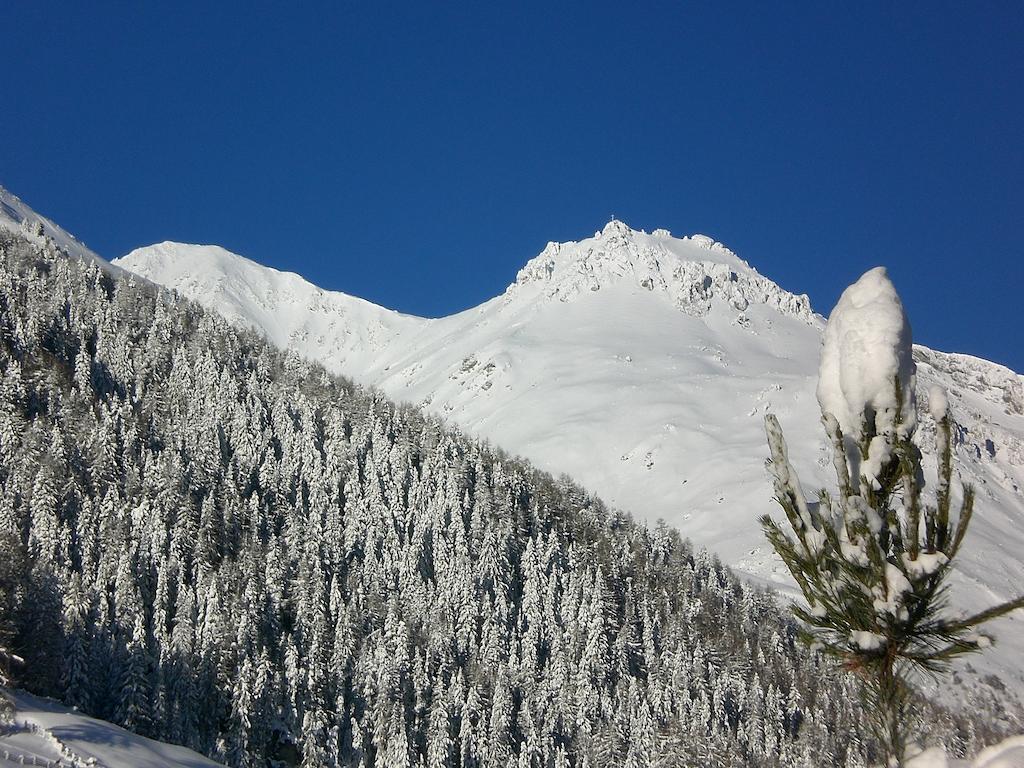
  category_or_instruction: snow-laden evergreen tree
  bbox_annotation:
[761,267,1024,766]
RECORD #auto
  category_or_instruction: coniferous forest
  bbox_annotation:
[0,231,1018,766]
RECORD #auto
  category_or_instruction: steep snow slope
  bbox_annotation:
[1,689,221,767]
[116,220,1024,698]
[350,224,827,566]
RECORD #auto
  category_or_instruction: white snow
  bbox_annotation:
[906,736,1024,767]
[973,737,1024,768]
[764,414,815,532]
[99,220,1024,702]
[909,746,955,768]
[0,688,221,767]
[850,630,886,651]
[964,632,994,650]
[931,385,950,421]
[114,241,423,376]
[817,266,917,442]
[903,551,949,577]
[873,563,912,621]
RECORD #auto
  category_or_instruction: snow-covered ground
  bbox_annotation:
[1,689,1019,768]
[113,220,1024,702]
[909,738,1024,767]
[0,689,221,767]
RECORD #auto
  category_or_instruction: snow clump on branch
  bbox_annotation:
[816,266,916,488]
[817,266,916,440]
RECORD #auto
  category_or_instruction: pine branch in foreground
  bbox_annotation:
[761,268,1024,767]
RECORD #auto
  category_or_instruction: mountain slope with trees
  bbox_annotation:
[1,220,1020,765]
[115,220,1024,698]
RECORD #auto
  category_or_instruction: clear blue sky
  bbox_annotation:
[5,1,1022,370]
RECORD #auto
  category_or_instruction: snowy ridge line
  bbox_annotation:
[0,186,103,266]
[112,240,424,381]
[123,240,406,318]
[915,346,1024,417]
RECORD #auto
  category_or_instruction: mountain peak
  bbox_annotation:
[510,223,817,322]
[600,217,634,237]
[116,241,263,280]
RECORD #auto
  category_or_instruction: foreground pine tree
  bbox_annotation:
[761,267,1024,766]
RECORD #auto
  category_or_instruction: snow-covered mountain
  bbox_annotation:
[114,219,1024,694]
[115,222,830,554]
